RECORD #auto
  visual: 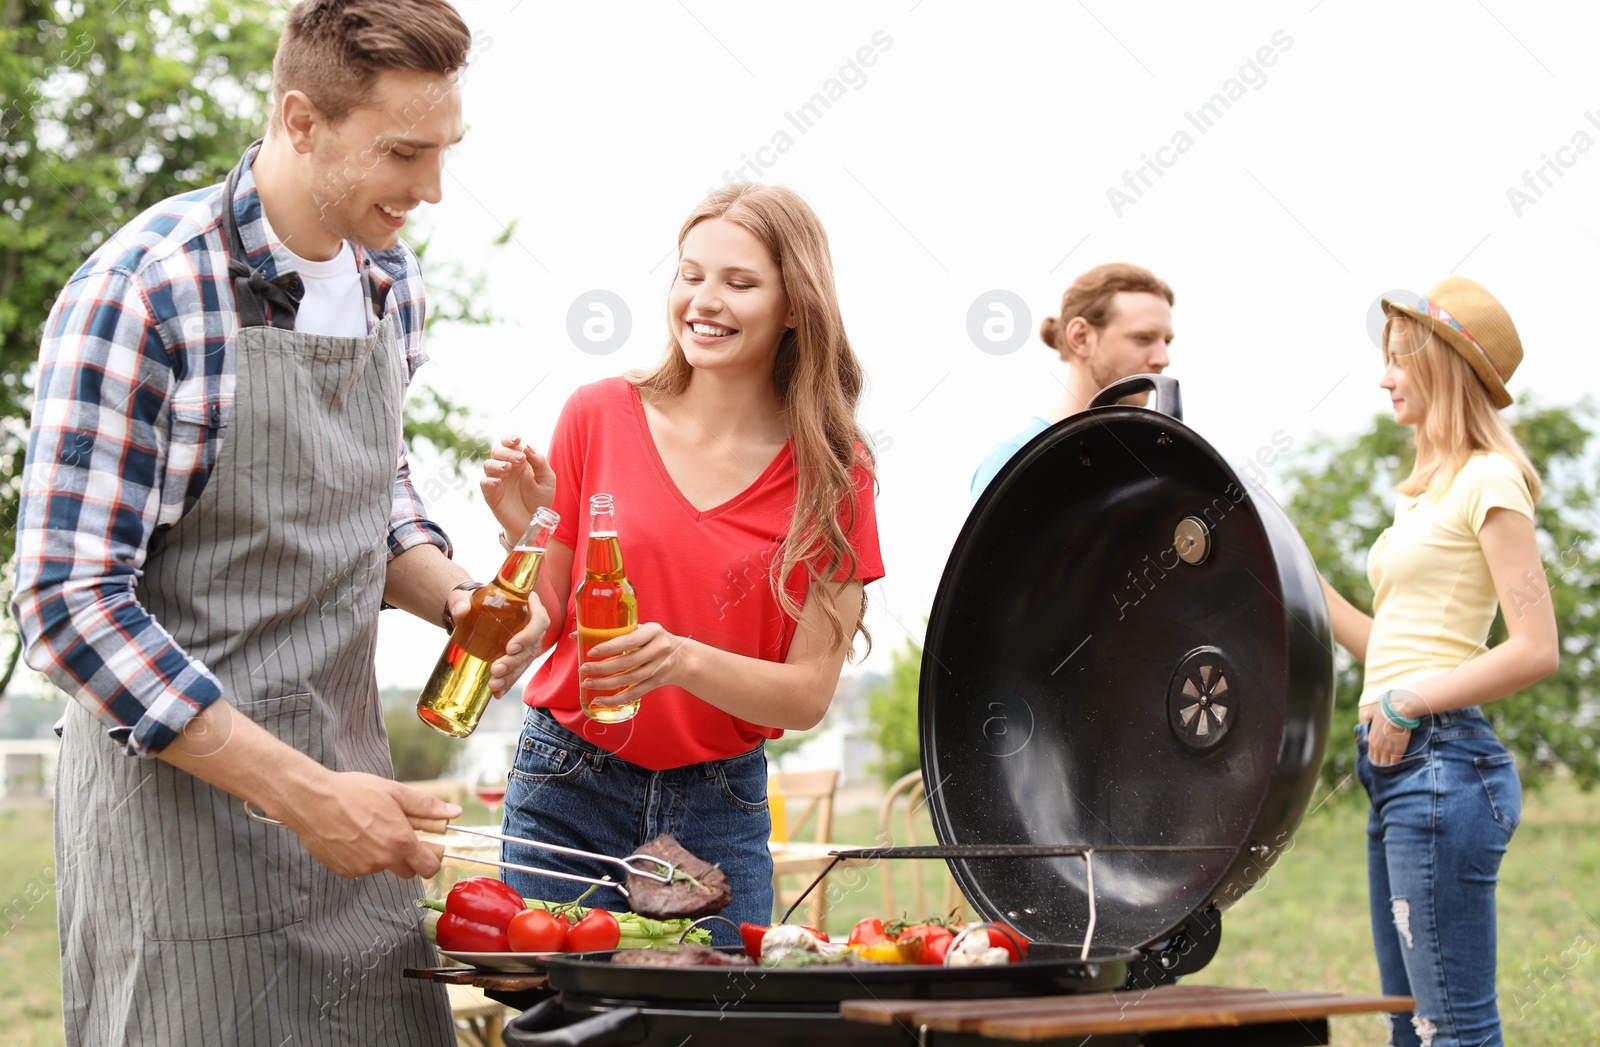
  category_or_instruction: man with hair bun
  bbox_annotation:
[11,2,523,1043]
[969,262,1175,500]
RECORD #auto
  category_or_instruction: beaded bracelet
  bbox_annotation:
[1380,690,1421,731]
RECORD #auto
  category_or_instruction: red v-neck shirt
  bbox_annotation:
[522,378,885,769]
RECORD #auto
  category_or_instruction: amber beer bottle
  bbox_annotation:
[416,507,560,738]
[576,494,640,722]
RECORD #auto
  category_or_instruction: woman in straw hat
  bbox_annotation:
[1320,276,1559,1047]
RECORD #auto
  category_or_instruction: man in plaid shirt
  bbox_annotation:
[11,3,540,1041]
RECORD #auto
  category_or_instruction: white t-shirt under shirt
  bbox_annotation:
[261,212,369,338]
[284,240,369,338]
[1360,451,1536,706]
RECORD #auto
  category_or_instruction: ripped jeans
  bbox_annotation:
[1356,708,1521,1047]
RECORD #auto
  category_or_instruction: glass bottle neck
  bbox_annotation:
[496,545,546,595]
[586,531,625,579]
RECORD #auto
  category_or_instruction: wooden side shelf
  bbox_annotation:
[840,984,1414,1043]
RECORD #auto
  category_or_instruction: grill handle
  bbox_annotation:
[1088,373,1183,420]
[502,999,646,1047]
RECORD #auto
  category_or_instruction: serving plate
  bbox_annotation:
[439,949,560,972]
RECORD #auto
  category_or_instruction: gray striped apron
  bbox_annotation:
[54,158,454,1046]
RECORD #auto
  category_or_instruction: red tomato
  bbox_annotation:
[566,908,622,952]
[507,908,567,953]
[804,925,830,943]
[849,918,886,947]
[900,924,954,966]
[739,922,768,961]
[984,923,1029,963]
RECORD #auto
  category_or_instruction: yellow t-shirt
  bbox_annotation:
[1360,451,1535,706]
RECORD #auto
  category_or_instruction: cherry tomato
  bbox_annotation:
[899,924,954,966]
[848,918,886,947]
[566,908,622,952]
[984,923,1029,963]
[507,908,567,953]
[804,925,830,943]
[739,922,769,961]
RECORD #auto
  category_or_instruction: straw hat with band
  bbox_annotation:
[1381,276,1523,410]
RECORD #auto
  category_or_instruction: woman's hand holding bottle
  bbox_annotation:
[579,621,691,707]
[480,434,558,537]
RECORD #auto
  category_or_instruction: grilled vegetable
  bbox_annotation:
[855,937,923,965]
[898,923,955,966]
[848,917,887,947]
[759,924,822,963]
[947,928,1008,967]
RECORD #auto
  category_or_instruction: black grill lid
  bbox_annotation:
[919,376,1334,952]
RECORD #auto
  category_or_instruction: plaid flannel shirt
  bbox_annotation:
[10,146,451,757]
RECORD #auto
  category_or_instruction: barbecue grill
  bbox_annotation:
[476,376,1397,1045]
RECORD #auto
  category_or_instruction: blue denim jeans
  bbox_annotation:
[1356,707,1522,1047]
[499,707,774,947]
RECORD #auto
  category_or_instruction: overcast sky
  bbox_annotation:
[368,0,1599,693]
[20,1,1597,703]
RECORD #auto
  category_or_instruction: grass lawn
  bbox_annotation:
[4,781,1595,1045]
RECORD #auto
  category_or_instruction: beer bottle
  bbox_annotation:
[576,493,640,722]
[416,506,560,738]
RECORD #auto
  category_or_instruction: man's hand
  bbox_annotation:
[446,589,550,698]
[159,700,460,879]
[264,772,459,879]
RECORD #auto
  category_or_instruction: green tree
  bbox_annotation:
[1284,401,1600,795]
[0,2,494,700]
[866,637,924,785]
[383,702,460,781]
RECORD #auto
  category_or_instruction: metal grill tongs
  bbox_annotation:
[242,800,678,898]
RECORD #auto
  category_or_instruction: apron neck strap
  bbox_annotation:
[222,142,299,331]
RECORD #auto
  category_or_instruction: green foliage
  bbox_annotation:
[1,1,284,698]
[0,4,496,700]
[383,702,459,782]
[866,637,923,785]
[1283,400,1600,793]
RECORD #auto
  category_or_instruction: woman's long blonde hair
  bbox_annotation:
[1384,314,1541,501]
[631,184,873,655]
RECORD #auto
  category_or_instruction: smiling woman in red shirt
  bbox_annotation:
[478,184,883,941]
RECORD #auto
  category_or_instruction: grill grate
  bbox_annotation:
[784,843,1236,960]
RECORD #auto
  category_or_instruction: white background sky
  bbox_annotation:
[364,0,1600,695]
[21,2,1591,702]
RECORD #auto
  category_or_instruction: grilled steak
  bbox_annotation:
[611,943,753,967]
[625,834,732,920]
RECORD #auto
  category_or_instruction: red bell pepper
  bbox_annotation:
[446,876,526,931]
[436,911,512,953]
[429,877,526,953]
[848,918,887,947]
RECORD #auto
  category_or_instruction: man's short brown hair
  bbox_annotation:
[272,0,472,126]
[1040,262,1174,351]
